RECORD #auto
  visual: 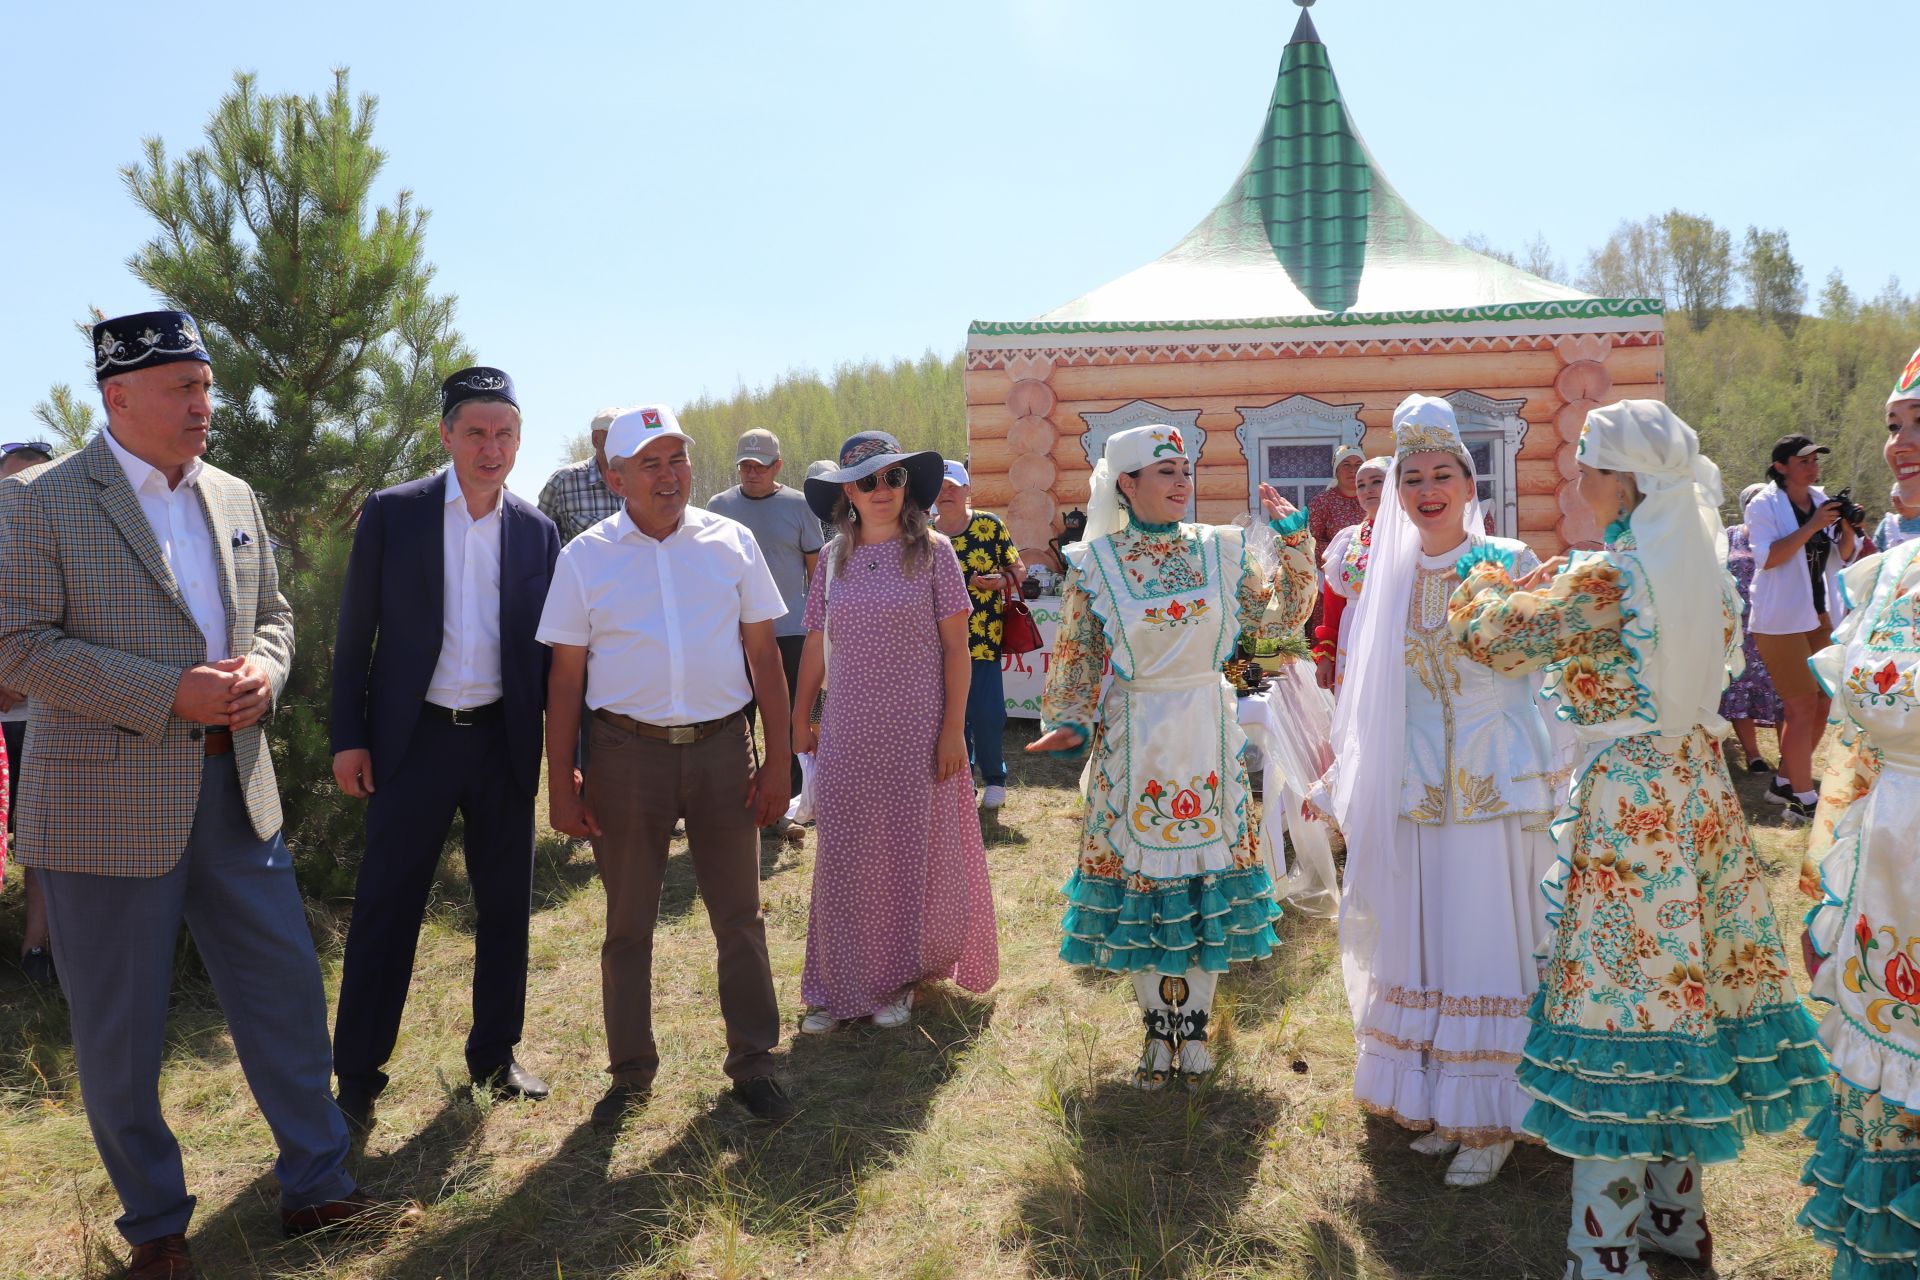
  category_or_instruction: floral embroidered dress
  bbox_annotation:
[1321,533,1560,1150]
[1449,529,1828,1166]
[1042,511,1316,975]
[1801,539,1920,1277]
[1312,517,1371,688]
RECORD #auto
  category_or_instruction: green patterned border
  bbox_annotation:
[968,297,1663,338]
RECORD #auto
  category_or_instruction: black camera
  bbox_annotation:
[1830,486,1867,528]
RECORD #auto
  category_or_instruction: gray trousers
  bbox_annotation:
[39,755,354,1244]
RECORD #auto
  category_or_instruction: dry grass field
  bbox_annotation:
[0,723,1837,1279]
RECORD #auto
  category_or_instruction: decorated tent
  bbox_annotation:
[964,4,1664,569]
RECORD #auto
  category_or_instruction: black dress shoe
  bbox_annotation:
[590,1080,651,1130]
[335,1089,376,1135]
[728,1075,796,1122]
[20,945,55,988]
[473,1061,550,1100]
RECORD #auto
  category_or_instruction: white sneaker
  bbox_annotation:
[872,988,914,1028]
[799,1009,838,1035]
[1410,1130,1459,1157]
[982,785,1007,809]
[1444,1141,1512,1188]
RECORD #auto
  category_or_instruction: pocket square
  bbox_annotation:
[231,529,253,549]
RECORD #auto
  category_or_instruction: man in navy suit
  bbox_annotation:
[328,367,562,1130]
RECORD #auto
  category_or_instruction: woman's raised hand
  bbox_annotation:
[1025,726,1086,754]
[1258,483,1297,524]
[1514,556,1569,592]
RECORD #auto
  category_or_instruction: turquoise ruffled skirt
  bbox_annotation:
[1520,990,1830,1163]
[1801,1080,1920,1278]
[1059,861,1280,975]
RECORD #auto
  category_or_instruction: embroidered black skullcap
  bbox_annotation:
[440,366,520,418]
[92,311,210,382]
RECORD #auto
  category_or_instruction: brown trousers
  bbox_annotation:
[585,713,780,1085]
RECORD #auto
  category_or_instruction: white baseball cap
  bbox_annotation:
[942,460,971,487]
[605,405,692,461]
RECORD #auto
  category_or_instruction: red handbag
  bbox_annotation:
[1000,584,1044,655]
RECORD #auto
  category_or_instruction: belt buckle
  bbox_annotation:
[450,707,474,727]
[667,724,699,745]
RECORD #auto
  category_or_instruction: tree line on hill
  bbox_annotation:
[25,74,1917,891]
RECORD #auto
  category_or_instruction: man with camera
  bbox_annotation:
[1743,433,1860,821]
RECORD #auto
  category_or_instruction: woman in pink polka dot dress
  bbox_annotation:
[791,432,1000,1031]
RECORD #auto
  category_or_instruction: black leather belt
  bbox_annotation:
[423,700,504,727]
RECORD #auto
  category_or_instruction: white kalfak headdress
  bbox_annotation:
[1078,423,1195,545]
[1328,394,1486,1025]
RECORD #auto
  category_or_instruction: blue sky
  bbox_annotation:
[4,0,1914,486]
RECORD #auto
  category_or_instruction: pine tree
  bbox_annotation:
[75,69,468,888]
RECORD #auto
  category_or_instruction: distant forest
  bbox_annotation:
[650,211,1918,526]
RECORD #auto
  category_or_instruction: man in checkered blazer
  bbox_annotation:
[0,312,405,1278]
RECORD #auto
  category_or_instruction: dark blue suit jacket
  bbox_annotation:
[330,472,561,797]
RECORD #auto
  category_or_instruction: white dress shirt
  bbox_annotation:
[425,469,505,710]
[536,504,785,724]
[103,428,229,663]
[1745,482,1848,634]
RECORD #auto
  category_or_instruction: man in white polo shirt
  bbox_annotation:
[537,405,796,1126]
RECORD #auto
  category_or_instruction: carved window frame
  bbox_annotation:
[1445,390,1529,540]
[1233,394,1366,514]
[1077,401,1206,521]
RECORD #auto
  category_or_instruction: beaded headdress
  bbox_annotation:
[1891,346,1920,408]
[1391,394,1468,462]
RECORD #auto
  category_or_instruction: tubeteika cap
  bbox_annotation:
[92,310,209,381]
[441,367,519,418]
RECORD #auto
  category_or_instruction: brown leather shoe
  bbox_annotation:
[281,1188,421,1239]
[127,1233,194,1279]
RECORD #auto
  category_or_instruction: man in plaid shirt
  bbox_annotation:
[537,406,625,545]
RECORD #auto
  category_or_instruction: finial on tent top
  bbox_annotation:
[1289,0,1321,42]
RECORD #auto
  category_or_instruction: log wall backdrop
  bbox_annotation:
[962,327,1665,568]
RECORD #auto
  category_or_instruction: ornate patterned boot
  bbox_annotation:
[1565,1157,1651,1280]
[1174,968,1217,1086]
[1637,1159,1710,1266]
[1130,973,1176,1091]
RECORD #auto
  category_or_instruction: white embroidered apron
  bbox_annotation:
[1079,527,1250,881]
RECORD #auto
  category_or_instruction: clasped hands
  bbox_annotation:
[173,656,272,730]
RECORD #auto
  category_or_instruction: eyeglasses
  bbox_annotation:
[855,466,910,493]
[1,442,51,456]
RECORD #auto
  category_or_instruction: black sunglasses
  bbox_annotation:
[1,441,51,456]
[855,465,910,493]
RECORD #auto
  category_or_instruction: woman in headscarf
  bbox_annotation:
[1312,453,1389,693]
[1025,424,1314,1090]
[1450,399,1827,1280]
[1799,347,1920,1280]
[1314,394,1560,1188]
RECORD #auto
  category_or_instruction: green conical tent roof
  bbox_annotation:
[1033,8,1591,326]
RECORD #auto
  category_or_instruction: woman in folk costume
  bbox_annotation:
[1312,453,1389,693]
[1314,394,1560,1188]
[1025,423,1315,1090]
[1449,399,1828,1279]
[1800,346,1920,1280]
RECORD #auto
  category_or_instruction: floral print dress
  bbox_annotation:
[1719,524,1787,725]
[1041,511,1315,974]
[1449,530,1828,1164]
[1801,539,1920,1278]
